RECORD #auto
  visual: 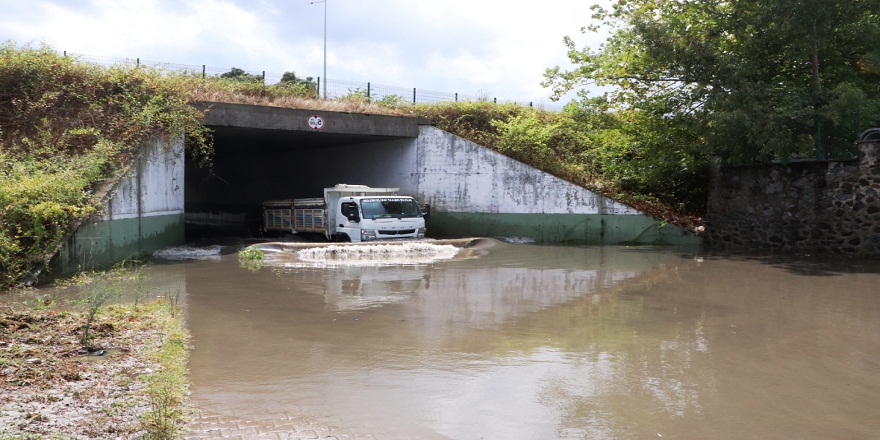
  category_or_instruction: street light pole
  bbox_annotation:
[310,0,327,99]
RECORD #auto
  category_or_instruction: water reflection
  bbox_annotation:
[182,242,709,439]
[20,240,880,439]
[178,242,880,439]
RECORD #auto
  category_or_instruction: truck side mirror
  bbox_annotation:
[347,212,360,223]
[423,203,431,219]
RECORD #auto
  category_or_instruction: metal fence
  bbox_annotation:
[65,51,561,110]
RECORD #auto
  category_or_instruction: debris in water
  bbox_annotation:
[496,236,536,244]
[152,245,223,260]
[293,242,460,267]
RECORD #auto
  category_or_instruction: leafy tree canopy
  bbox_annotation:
[544,0,880,164]
[278,71,317,94]
[280,71,314,85]
[220,67,262,82]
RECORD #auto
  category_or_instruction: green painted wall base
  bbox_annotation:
[427,212,701,246]
[50,213,184,277]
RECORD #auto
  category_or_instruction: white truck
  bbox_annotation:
[262,184,429,242]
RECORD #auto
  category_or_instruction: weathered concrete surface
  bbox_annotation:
[200,102,427,139]
[413,126,638,215]
[51,137,185,276]
[190,108,698,245]
[407,126,699,245]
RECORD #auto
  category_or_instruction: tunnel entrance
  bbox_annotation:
[184,104,424,240]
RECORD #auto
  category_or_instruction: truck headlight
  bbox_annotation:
[417,227,426,238]
[361,229,377,241]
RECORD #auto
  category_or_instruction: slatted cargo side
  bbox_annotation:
[263,200,294,232]
[293,198,326,233]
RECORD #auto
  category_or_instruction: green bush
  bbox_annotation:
[187,71,318,101]
[238,246,264,272]
[415,101,529,148]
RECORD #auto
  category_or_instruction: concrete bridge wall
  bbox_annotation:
[51,103,699,279]
[405,126,697,244]
[51,137,185,276]
[322,125,697,244]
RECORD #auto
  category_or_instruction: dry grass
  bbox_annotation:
[187,81,415,117]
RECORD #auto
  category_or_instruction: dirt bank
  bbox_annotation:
[0,301,187,439]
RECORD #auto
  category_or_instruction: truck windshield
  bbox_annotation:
[360,198,422,219]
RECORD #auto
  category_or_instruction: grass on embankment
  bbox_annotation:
[139,300,189,439]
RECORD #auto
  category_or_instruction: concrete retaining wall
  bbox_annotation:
[194,103,697,246]
[51,137,185,275]
[706,140,880,255]
[409,126,698,245]
[275,125,698,244]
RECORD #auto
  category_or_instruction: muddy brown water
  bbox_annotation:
[22,239,880,439]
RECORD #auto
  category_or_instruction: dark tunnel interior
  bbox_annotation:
[184,125,411,239]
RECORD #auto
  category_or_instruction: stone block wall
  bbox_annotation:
[706,141,880,255]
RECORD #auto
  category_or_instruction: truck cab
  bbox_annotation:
[332,195,427,242]
[262,184,429,242]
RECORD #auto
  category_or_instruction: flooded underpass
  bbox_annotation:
[160,238,880,440]
[27,239,880,439]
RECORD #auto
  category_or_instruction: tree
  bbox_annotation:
[277,71,317,96]
[280,71,314,85]
[544,0,880,164]
[220,67,262,82]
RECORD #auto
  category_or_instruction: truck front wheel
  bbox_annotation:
[333,234,351,242]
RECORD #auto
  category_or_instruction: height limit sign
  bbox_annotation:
[307,115,325,130]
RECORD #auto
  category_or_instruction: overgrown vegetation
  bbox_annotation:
[139,299,189,439]
[187,69,410,115]
[195,66,318,103]
[543,0,880,165]
[0,42,213,289]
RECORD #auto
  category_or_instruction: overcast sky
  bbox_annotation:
[1,0,609,106]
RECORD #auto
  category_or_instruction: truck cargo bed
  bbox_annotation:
[262,199,327,234]
[294,208,324,233]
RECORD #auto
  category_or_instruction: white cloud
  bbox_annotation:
[0,0,610,103]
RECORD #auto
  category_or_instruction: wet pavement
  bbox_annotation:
[186,409,374,439]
